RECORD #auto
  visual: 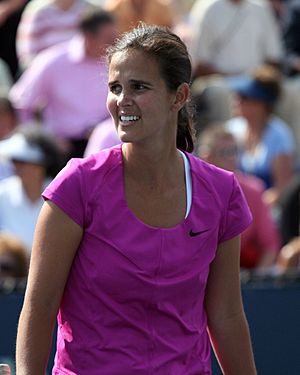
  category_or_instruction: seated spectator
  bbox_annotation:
[226,64,296,208]
[188,0,283,122]
[84,116,120,156]
[104,0,175,34]
[197,124,281,271]
[0,232,28,278]
[16,0,93,70]
[0,124,64,254]
[10,7,116,160]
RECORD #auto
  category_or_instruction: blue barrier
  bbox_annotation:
[1,277,300,374]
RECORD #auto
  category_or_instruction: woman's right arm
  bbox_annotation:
[16,200,83,375]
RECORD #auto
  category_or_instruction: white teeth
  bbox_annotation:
[120,115,140,122]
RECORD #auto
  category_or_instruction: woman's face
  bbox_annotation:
[106,50,178,146]
[234,95,269,124]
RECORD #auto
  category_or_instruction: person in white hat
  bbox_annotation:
[0,124,63,255]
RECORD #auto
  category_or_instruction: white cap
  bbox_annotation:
[0,133,46,164]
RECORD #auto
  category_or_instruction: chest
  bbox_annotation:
[124,179,187,229]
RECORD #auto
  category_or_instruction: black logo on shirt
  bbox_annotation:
[189,229,209,237]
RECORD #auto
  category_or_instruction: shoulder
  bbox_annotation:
[27,42,69,72]
[57,145,122,184]
[268,116,293,134]
[266,116,295,147]
[43,146,122,224]
[187,153,236,197]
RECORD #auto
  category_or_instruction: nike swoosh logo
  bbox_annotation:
[189,229,209,237]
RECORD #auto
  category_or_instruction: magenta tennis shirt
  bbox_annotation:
[42,145,252,375]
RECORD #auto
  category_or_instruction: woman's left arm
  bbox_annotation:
[204,235,257,375]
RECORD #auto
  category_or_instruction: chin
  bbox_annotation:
[118,129,134,143]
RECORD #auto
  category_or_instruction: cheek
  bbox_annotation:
[106,93,116,115]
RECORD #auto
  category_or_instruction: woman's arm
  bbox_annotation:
[205,235,257,375]
[16,200,83,375]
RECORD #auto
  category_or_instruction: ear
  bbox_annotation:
[171,83,190,112]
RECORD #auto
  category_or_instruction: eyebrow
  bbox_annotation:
[108,79,153,87]
[129,79,153,87]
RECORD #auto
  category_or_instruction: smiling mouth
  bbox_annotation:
[119,115,141,123]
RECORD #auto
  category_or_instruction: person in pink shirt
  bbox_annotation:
[9,7,117,159]
[16,0,93,71]
[15,24,257,374]
[197,124,281,271]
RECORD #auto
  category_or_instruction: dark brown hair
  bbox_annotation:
[106,23,195,152]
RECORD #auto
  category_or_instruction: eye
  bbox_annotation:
[109,83,122,95]
[132,82,148,91]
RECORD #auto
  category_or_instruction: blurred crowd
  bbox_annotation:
[1,0,300,284]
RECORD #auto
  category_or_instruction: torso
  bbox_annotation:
[43,145,252,375]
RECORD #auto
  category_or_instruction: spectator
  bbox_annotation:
[9,7,117,159]
[0,124,64,254]
[189,0,282,78]
[16,0,94,71]
[188,0,283,122]
[197,124,281,271]
[226,64,296,208]
[104,0,174,34]
[0,232,28,278]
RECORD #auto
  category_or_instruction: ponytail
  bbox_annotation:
[176,104,195,153]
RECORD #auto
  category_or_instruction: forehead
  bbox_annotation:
[108,50,161,81]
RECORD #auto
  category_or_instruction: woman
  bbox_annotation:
[16,25,256,374]
[226,64,296,207]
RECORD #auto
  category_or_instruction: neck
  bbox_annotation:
[54,0,76,11]
[122,143,183,187]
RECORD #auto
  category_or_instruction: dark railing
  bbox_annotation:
[1,273,300,375]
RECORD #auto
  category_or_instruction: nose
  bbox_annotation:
[117,90,133,106]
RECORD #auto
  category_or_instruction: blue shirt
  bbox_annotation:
[226,115,295,188]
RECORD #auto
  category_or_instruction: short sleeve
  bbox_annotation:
[42,158,86,227]
[218,174,252,243]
